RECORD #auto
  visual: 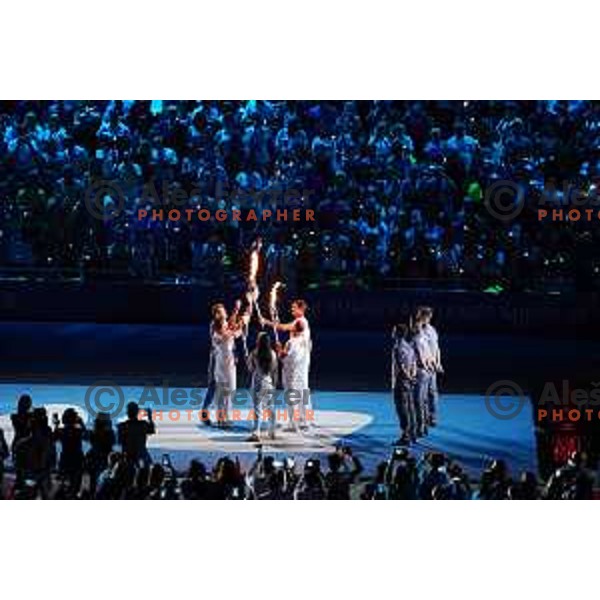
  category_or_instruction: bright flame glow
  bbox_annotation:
[269,281,283,315]
[249,250,259,284]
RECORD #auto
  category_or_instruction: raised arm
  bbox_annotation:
[261,317,299,333]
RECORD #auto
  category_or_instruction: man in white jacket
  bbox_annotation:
[263,299,313,432]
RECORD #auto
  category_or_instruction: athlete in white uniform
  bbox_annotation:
[412,317,433,437]
[262,299,313,433]
[416,306,442,427]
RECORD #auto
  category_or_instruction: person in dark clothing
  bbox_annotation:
[147,464,166,500]
[385,448,420,500]
[544,452,595,500]
[477,459,512,500]
[294,458,327,500]
[85,413,116,496]
[125,464,150,499]
[509,471,540,500]
[181,459,216,499]
[0,427,9,498]
[391,323,418,445]
[53,407,86,496]
[96,452,129,500]
[14,407,55,498]
[360,462,389,500]
[117,402,155,467]
[212,456,247,499]
[324,445,363,499]
[419,452,450,500]
[10,393,33,458]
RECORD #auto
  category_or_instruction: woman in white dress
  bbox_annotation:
[246,332,278,441]
[211,303,245,427]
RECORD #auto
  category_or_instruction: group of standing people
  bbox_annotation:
[201,295,313,441]
[391,306,443,446]
[2,393,155,498]
[201,295,440,447]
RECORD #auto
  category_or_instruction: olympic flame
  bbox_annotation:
[245,239,265,324]
[269,281,283,317]
[248,250,259,286]
[269,281,283,343]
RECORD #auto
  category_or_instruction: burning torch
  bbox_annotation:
[269,281,283,343]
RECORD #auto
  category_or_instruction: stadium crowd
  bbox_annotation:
[0,394,595,500]
[1,100,596,291]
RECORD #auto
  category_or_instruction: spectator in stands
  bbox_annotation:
[324,444,363,500]
[544,452,594,500]
[53,407,86,496]
[419,452,451,500]
[85,412,116,496]
[246,454,287,500]
[384,447,420,500]
[0,426,8,497]
[147,464,167,500]
[96,452,129,500]
[509,471,540,500]
[446,462,472,499]
[125,464,150,499]
[212,456,247,499]
[117,402,155,467]
[294,458,326,500]
[180,459,214,500]
[10,393,33,457]
[477,459,512,500]
[360,461,389,500]
[13,407,55,498]
[0,390,597,500]
[0,100,594,292]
